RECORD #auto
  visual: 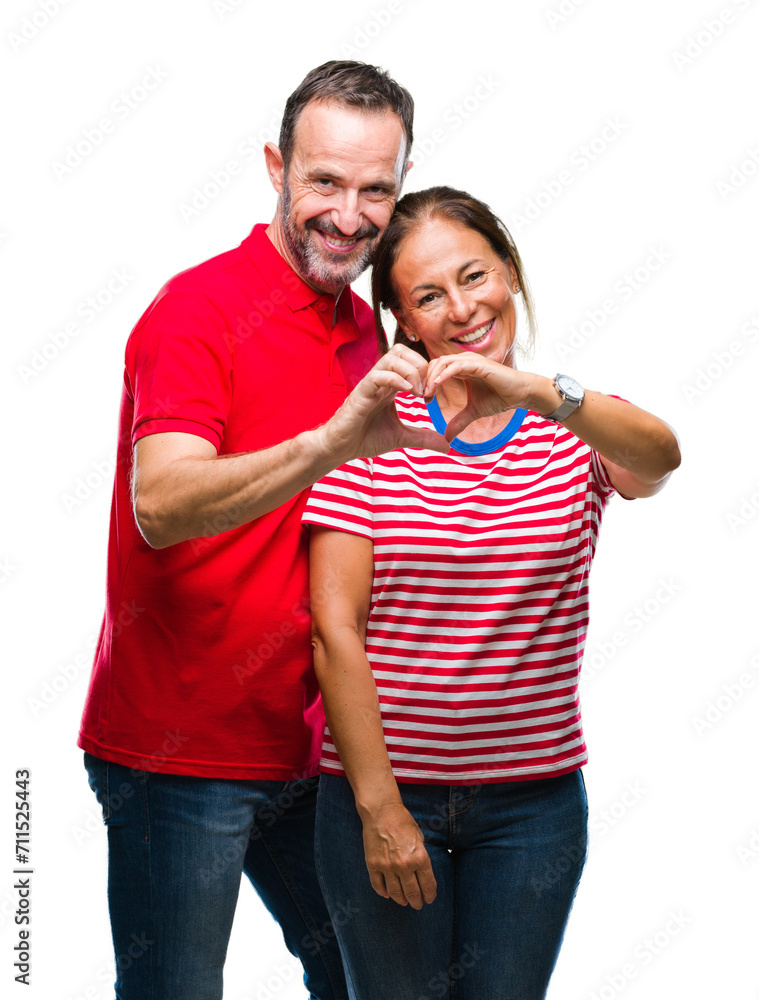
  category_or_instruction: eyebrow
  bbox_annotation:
[307,167,397,190]
[409,259,485,296]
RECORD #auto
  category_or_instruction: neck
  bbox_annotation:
[433,379,468,413]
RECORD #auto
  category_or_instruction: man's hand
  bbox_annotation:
[361,800,437,909]
[316,344,450,462]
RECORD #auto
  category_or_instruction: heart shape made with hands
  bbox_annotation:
[349,344,527,458]
[422,352,527,443]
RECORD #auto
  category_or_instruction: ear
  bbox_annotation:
[264,142,285,195]
[505,259,519,294]
[391,307,419,343]
[390,306,407,330]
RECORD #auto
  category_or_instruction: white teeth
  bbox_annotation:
[323,233,357,247]
[456,320,493,344]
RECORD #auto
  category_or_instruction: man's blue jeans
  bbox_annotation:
[315,769,588,1000]
[83,752,347,1000]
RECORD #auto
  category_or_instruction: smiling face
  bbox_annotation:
[266,100,406,293]
[391,216,519,363]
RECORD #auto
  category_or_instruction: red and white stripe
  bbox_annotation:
[303,394,619,784]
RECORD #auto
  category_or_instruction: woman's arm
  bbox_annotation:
[309,525,437,909]
[524,379,680,498]
[425,356,681,499]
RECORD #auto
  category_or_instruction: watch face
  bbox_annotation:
[556,375,584,402]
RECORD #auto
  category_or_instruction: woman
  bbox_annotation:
[303,187,680,999]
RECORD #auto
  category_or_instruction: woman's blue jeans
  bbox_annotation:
[83,752,347,1000]
[315,769,588,1000]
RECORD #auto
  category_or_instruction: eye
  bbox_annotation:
[315,178,335,189]
[465,270,486,283]
[417,292,438,306]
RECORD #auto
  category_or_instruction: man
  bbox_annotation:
[78,61,446,1000]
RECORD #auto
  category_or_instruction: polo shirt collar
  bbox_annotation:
[242,223,332,313]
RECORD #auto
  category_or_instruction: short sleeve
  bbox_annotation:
[126,290,233,450]
[590,448,618,500]
[302,458,374,539]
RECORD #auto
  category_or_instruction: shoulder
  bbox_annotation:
[160,244,251,299]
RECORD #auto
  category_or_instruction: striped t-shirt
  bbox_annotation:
[303,393,624,784]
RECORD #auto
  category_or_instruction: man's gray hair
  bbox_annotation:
[278,60,414,172]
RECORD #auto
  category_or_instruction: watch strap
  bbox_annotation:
[546,397,581,422]
[546,374,584,422]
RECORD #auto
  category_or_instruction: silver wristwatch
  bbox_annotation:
[546,373,585,422]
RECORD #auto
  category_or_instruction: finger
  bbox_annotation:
[383,872,409,907]
[415,855,438,905]
[398,871,424,911]
[377,348,428,396]
[445,404,479,442]
[389,342,429,371]
[368,869,390,899]
[397,426,451,455]
[357,369,414,399]
[429,359,472,389]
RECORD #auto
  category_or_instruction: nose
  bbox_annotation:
[330,189,362,237]
[447,287,475,324]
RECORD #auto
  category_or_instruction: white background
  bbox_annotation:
[2,0,758,997]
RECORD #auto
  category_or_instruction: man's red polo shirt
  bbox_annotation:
[78,224,379,779]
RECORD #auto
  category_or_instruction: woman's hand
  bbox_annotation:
[424,353,532,441]
[360,800,437,909]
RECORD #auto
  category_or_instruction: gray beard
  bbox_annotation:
[281,180,377,292]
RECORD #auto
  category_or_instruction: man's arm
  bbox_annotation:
[133,344,448,549]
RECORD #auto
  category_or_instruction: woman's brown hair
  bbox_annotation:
[371,186,536,360]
